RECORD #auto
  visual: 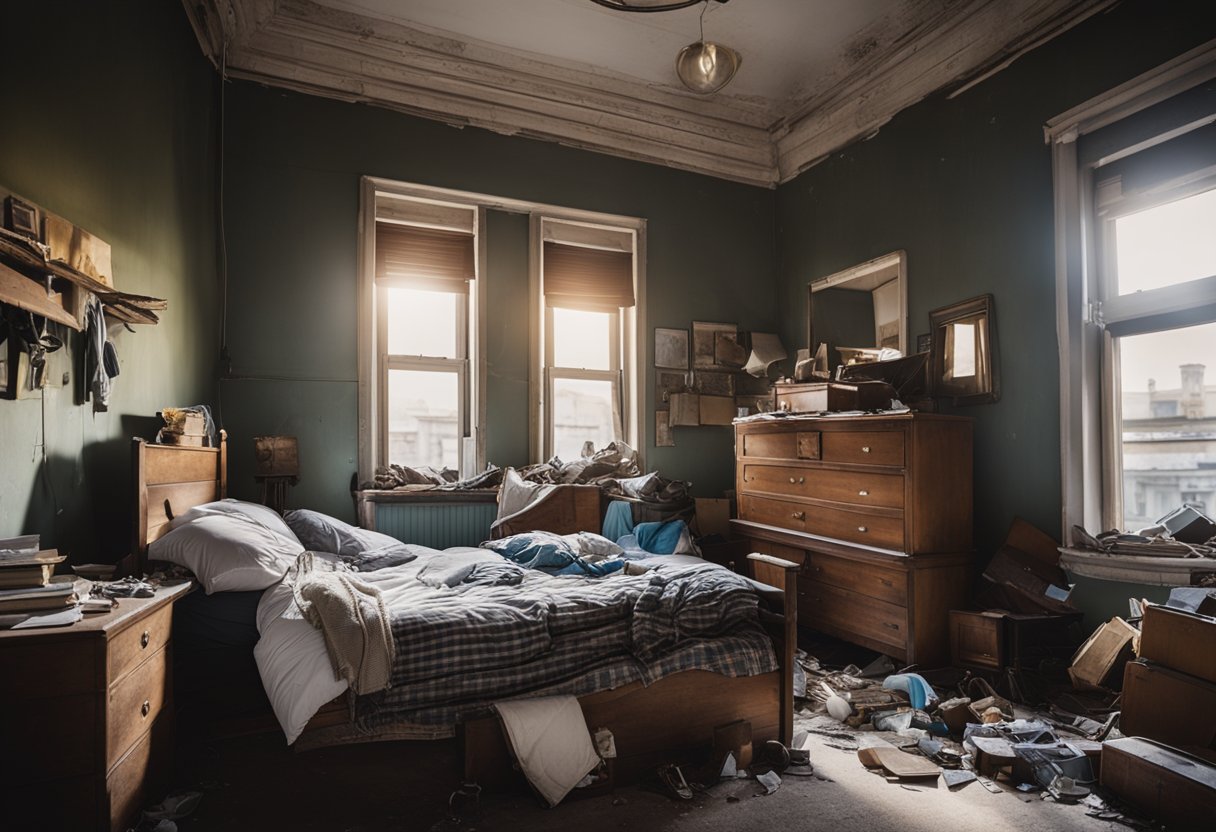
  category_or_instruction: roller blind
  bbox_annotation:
[376,221,474,293]
[543,241,634,311]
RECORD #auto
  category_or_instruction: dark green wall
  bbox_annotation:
[0,1,219,560]
[774,0,1216,622]
[219,82,776,519]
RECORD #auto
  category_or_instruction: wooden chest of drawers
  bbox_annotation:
[0,582,190,831]
[733,414,973,666]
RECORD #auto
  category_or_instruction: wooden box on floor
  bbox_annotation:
[1101,737,1216,829]
[1121,660,1216,753]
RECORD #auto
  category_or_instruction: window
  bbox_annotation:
[360,187,481,476]
[533,217,643,462]
[1048,43,1216,548]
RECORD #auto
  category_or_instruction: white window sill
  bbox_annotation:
[1058,547,1216,586]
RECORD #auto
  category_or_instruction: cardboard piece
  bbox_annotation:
[1068,617,1138,691]
[1101,737,1216,829]
[1139,604,1216,685]
[699,395,735,426]
[1121,660,1216,752]
[857,746,940,779]
[668,393,699,427]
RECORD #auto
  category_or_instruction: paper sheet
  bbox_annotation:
[744,333,787,377]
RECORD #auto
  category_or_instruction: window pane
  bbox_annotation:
[1119,321,1216,530]
[551,378,617,461]
[385,287,459,358]
[1114,187,1216,295]
[552,307,611,370]
[387,369,459,470]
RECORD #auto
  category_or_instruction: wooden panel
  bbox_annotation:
[143,445,219,486]
[1,773,96,831]
[106,712,173,832]
[106,646,169,770]
[144,481,219,544]
[0,261,81,330]
[0,693,98,783]
[800,579,907,652]
[740,462,904,508]
[796,432,821,459]
[950,610,1004,670]
[805,549,907,606]
[910,561,973,667]
[741,431,797,459]
[820,429,905,467]
[805,503,904,550]
[739,494,808,533]
[107,604,172,685]
[0,637,98,700]
[907,419,973,552]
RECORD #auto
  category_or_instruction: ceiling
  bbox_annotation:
[182,0,1116,187]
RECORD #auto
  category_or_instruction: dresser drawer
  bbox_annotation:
[108,603,172,685]
[949,610,1004,671]
[805,505,903,550]
[800,580,907,651]
[107,645,169,770]
[741,463,904,509]
[739,494,809,533]
[740,430,821,460]
[106,712,173,832]
[821,430,904,467]
[804,551,907,606]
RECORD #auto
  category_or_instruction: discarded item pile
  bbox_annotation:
[1070,504,1216,559]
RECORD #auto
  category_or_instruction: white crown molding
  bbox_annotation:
[183,0,1115,189]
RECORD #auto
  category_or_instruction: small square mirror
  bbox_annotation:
[930,294,999,405]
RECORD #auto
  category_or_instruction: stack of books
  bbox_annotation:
[0,536,76,619]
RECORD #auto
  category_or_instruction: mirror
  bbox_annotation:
[807,251,907,371]
[929,294,1000,405]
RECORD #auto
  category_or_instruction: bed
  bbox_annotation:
[133,433,798,785]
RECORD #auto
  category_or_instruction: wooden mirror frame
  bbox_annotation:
[929,294,1000,406]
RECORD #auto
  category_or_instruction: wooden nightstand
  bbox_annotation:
[0,581,191,832]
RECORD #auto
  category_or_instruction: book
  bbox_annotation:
[0,534,40,559]
[0,592,77,613]
[0,563,55,589]
[0,549,63,568]
[0,576,76,601]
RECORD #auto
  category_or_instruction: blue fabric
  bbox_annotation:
[482,531,625,577]
[634,520,686,555]
[882,673,938,710]
[602,500,635,542]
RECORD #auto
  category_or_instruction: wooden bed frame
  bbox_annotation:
[132,433,798,785]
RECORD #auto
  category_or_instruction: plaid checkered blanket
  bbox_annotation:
[344,548,777,729]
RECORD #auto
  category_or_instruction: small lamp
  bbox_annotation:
[254,435,299,514]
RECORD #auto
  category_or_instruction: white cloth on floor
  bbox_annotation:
[494,695,600,807]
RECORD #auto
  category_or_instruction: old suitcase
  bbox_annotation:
[1101,737,1216,830]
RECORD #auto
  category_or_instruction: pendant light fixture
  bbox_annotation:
[589,0,741,95]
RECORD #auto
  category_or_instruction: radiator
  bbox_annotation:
[368,498,499,549]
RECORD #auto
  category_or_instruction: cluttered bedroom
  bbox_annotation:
[2,1,1215,831]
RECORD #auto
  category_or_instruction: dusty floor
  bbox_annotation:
[169,727,1121,832]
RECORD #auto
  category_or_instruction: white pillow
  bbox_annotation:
[169,498,299,543]
[150,514,303,594]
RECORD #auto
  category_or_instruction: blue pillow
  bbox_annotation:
[481,532,624,577]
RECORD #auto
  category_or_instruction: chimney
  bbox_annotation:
[1181,363,1205,419]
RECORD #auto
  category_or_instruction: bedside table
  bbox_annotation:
[0,581,192,832]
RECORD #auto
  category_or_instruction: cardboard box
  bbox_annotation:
[1068,617,1138,691]
[1101,737,1216,830]
[1121,660,1216,752]
[1140,604,1216,685]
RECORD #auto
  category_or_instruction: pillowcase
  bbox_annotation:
[283,509,417,571]
[149,513,303,594]
[169,498,299,544]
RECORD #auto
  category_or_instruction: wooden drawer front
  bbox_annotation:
[805,505,903,551]
[800,580,907,651]
[804,551,907,606]
[0,639,97,701]
[739,495,809,533]
[949,611,1004,671]
[107,645,169,770]
[820,430,905,467]
[108,603,172,685]
[741,463,904,509]
[107,713,173,832]
[740,430,820,460]
[0,693,98,783]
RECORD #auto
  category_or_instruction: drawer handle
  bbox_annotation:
[792,511,806,521]
[789,476,796,483]
[857,526,868,533]
[141,700,151,718]
[858,489,869,496]
[140,630,150,649]
[879,578,893,587]
[861,446,871,454]
[882,622,900,631]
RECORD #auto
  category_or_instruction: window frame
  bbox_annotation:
[1046,40,1216,544]
[530,214,645,463]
